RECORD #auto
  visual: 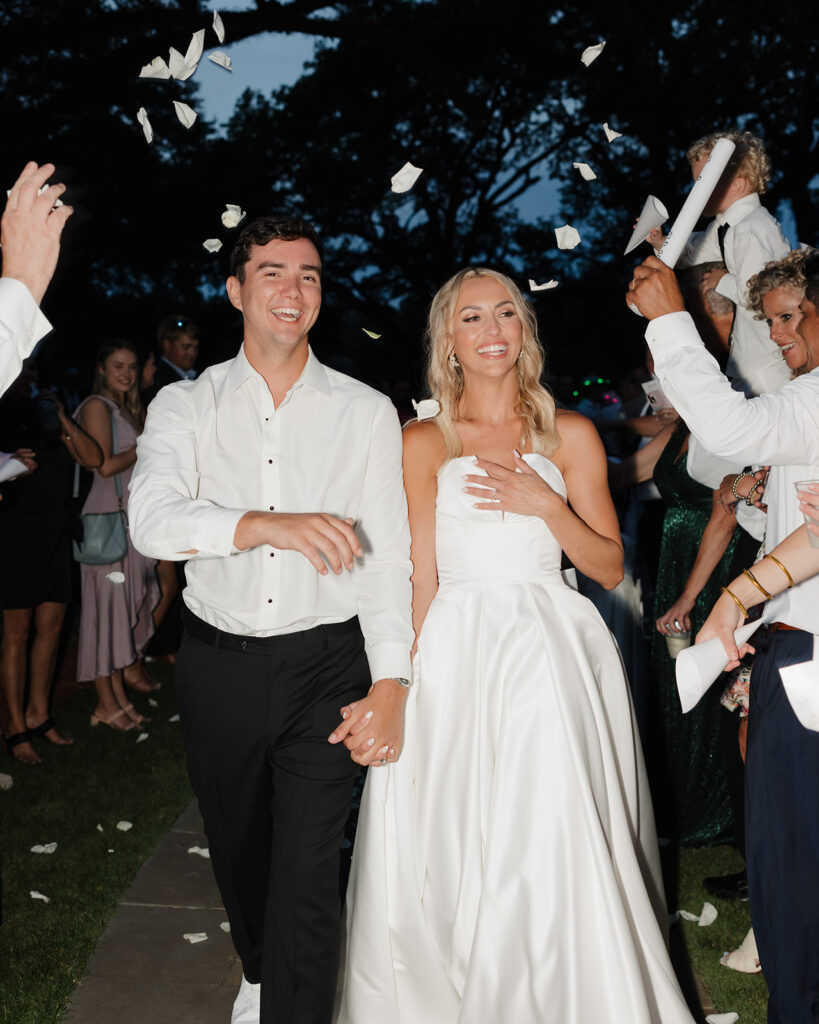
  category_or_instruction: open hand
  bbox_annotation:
[463,452,564,518]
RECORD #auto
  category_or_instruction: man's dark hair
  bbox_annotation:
[155,315,200,355]
[229,215,324,283]
[803,249,819,307]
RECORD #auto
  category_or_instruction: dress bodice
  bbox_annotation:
[435,453,566,588]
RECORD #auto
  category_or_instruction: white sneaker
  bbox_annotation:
[231,975,261,1024]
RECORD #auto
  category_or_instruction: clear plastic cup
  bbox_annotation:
[794,480,819,549]
[665,630,692,660]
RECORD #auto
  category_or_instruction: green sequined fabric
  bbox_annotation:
[648,424,749,846]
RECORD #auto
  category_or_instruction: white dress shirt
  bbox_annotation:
[0,277,52,398]
[129,345,413,683]
[160,355,197,381]
[679,193,791,397]
[646,311,819,633]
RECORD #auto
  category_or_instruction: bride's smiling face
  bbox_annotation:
[450,276,522,378]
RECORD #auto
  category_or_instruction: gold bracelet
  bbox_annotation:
[763,553,794,589]
[742,568,772,600]
[720,586,749,620]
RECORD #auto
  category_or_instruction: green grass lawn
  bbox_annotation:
[0,662,192,1024]
[676,844,769,1024]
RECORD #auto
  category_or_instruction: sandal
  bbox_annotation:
[122,703,150,727]
[28,716,73,746]
[90,709,137,732]
[124,668,161,694]
[3,730,42,765]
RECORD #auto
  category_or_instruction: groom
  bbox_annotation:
[129,215,413,1024]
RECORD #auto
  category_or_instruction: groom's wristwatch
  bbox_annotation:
[391,676,412,689]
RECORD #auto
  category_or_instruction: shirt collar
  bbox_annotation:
[160,356,196,380]
[227,344,332,397]
[715,191,760,228]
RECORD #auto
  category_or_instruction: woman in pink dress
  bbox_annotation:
[75,342,160,730]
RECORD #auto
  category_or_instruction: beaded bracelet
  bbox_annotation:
[731,471,754,502]
[720,586,748,620]
[742,568,772,601]
[763,553,794,589]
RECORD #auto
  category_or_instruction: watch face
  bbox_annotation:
[394,677,411,688]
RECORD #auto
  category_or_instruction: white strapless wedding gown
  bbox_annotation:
[337,455,694,1023]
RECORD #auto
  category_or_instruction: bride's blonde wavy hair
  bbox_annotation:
[425,267,560,458]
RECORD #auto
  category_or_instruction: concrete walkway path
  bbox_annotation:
[66,800,241,1024]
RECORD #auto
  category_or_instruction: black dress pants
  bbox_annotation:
[176,611,371,1024]
[746,630,819,1024]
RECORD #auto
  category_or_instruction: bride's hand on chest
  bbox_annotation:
[463,453,564,520]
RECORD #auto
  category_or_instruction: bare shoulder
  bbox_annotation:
[554,408,602,447]
[402,420,447,475]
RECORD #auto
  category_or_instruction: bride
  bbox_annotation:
[336,268,695,1023]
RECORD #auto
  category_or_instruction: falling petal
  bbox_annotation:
[136,107,153,144]
[528,278,558,291]
[30,891,50,903]
[167,47,194,81]
[188,845,211,858]
[136,732,149,743]
[31,843,58,854]
[169,713,180,723]
[411,398,440,421]
[183,932,208,944]
[555,224,581,250]
[0,773,13,791]
[106,571,125,584]
[184,29,206,69]
[602,122,623,143]
[390,162,423,194]
[220,921,231,933]
[96,823,104,833]
[208,51,232,71]
[362,329,381,339]
[139,56,171,79]
[572,162,597,181]
[148,698,158,708]
[173,101,198,129]
[203,238,223,253]
[221,204,245,229]
[116,821,133,832]
[580,41,606,66]
[213,10,225,44]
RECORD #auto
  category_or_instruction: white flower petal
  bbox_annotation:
[31,842,58,854]
[106,571,125,584]
[221,204,246,229]
[168,47,194,81]
[572,161,597,181]
[202,238,223,253]
[184,29,206,69]
[213,10,226,44]
[390,162,423,194]
[528,278,558,292]
[169,713,180,723]
[220,920,231,933]
[116,820,133,832]
[411,398,440,421]
[580,41,606,66]
[108,848,115,853]
[208,51,232,72]
[705,1015,739,1024]
[173,101,198,130]
[148,698,158,708]
[187,845,211,858]
[361,329,381,339]
[602,122,623,143]
[139,56,171,79]
[30,890,50,903]
[136,732,149,743]
[136,107,153,145]
[699,901,718,926]
[183,932,208,944]
[555,224,581,249]
[0,773,13,791]
[96,823,104,832]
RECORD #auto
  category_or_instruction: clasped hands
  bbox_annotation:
[463,452,563,517]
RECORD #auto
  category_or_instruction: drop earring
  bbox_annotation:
[448,352,459,368]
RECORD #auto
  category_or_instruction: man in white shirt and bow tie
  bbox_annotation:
[629,251,819,1024]
[129,215,413,1024]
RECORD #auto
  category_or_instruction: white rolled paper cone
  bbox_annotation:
[624,195,669,255]
[656,137,736,269]
[676,619,762,714]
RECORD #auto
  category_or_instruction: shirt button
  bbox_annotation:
[269,552,275,558]
[269,505,275,511]
[268,459,273,464]
[267,598,273,603]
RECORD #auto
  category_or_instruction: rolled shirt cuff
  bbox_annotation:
[366,642,412,686]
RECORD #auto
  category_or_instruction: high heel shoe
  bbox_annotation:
[90,709,136,732]
[122,703,150,727]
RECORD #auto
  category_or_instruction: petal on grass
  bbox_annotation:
[116,821,133,832]
[183,932,208,944]
[187,846,211,858]
[30,890,50,903]
[30,843,58,854]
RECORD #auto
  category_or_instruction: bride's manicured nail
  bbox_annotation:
[341,710,349,719]
[377,745,389,756]
[366,737,375,747]
[328,732,337,742]
[364,710,373,720]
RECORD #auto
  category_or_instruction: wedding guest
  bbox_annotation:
[75,341,160,730]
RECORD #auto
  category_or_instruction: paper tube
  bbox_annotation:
[0,457,27,484]
[629,137,736,315]
[624,195,669,256]
[779,636,819,732]
[675,618,762,714]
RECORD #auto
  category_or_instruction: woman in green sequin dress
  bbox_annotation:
[649,420,756,845]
